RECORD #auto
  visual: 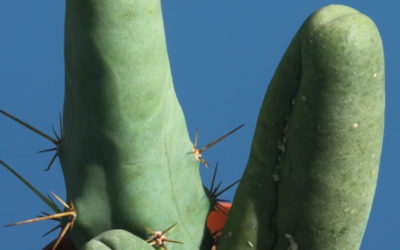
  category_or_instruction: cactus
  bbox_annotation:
[1,2,384,250]
[218,5,384,250]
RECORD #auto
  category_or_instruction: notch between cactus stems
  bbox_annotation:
[269,92,297,248]
[0,110,62,171]
[207,202,232,249]
[205,162,238,248]
[191,124,244,167]
[207,162,240,215]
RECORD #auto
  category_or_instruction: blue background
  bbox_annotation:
[0,1,398,249]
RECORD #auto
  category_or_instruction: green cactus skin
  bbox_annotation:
[82,230,153,250]
[62,0,209,248]
[218,5,384,250]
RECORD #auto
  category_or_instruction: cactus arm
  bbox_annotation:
[219,5,384,250]
[63,0,209,248]
[81,230,154,250]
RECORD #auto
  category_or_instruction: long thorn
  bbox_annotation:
[42,224,61,237]
[44,152,58,171]
[0,160,60,212]
[4,194,76,250]
[209,162,219,193]
[40,212,61,222]
[215,179,240,198]
[194,128,199,148]
[162,223,178,235]
[145,227,156,235]
[50,192,70,209]
[146,223,182,249]
[59,113,63,136]
[52,221,72,250]
[0,109,59,144]
[164,239,183,244]
[38,147,57,153]
[199,124,244,153]
[46,195,59,210]
[213,182,223,195]
[52,126,61,142]
[207,162,240,215]
[38,148,59,171]
[4,210,75,227]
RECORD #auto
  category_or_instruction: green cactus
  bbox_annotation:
[219,5,384,250]
[62,0,210,248]
[1,2,384,250]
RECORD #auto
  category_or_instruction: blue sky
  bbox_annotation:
[0,1,398,249]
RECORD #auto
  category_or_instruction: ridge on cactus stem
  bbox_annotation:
[0,109,62,170]
[0,160,76,250]
[192,124,244,167]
